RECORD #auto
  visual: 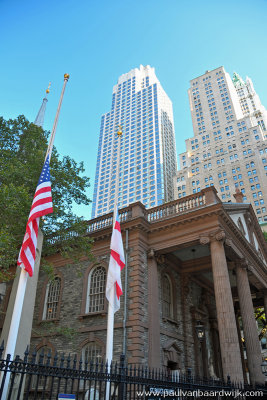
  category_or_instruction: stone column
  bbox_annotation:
[181,274,190,370]
[263,289,267,320]
[236,261,265,385]
[203,231,244,382]
[235,312,248,384]
[147,250,161,368]
[209,318,223,379]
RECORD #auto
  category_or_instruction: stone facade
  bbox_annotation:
[1,187,267,385]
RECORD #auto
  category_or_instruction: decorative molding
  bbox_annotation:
[200,235,210,245]
[162,340,182,367]
[225,238,233,248]
[147,249,155,259]
[213,230,226,242]
[200,229,226,245]
[233,258,251,272]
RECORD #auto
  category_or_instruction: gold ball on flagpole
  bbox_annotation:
[64,73,70,81]
[117,125,123,136]
[46,82,51,94]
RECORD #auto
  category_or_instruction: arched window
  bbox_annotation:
[82,342,102,366]
[162,274,173,319]
[86,266,106,313]
[42,277,61,320]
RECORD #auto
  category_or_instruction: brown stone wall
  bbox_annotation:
[30,227,151,365]
[6,197,264,380]
[31,257,109,357]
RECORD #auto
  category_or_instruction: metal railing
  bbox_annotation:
[0,345,266,399]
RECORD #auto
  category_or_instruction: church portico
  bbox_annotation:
[2,186,266,385]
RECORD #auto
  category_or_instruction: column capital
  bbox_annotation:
[199,229,226,245]
[212,230,226,242]
[235,258,249,271]
[147,249,155,259]
[199,235,210,245]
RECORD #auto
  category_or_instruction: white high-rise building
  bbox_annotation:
[92,65,177,218]
[174,66,267,224]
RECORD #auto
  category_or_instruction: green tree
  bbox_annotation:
[0,115,93,280]
[263,231,267,243]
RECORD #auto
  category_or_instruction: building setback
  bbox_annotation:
[174,66,267,225]
[92,65,177,218]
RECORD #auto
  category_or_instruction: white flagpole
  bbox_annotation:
[45,74,69,161]
[105,126,123,398]
[1,74,69,399]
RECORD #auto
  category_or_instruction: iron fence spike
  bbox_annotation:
[24,346,29,362]
[0,340,4,356]
[105,359,108,373]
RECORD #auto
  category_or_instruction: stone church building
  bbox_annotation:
[1,187,267,386]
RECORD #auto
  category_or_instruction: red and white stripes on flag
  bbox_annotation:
[106,208,125,313]
[18,156,53,277]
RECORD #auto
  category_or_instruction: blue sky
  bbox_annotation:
[1,0,267,219]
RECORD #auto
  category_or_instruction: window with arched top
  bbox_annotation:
[162,274,173,319]
[42,277,61,320]
[86,266,106,313]
[82,342,102,366]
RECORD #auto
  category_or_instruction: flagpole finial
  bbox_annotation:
[117,125,123,136]
[64,73,70,81]
[46,82,51,95]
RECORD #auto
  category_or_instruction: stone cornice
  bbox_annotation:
[223,203,267,257]
[197,209,267,288]
[217,211,267,285]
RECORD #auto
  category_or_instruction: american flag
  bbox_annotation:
[106,208,125,313]
[18,155,53,276]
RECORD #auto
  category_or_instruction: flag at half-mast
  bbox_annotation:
[106,208,125,313]
[18,155,53,277]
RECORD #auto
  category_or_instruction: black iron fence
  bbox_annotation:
[0,344,266,399]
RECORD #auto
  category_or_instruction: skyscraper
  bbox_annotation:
[174,66,267,224]
[92,65,177,218]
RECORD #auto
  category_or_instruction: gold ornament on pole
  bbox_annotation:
[117,124,123,136]
[46,82,51,94]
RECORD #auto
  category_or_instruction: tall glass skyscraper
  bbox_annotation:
[92,65,177,218]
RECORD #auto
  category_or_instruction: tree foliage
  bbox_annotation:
[0,115,93,280]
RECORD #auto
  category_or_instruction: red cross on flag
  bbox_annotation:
[106,208,125,313]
